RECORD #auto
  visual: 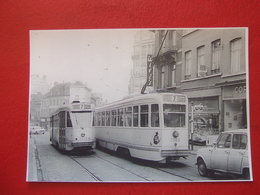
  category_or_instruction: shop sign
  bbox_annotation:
[147,55,153,86]
[223,84,246,99]
[234,85,246,94]
[193,104,208,112]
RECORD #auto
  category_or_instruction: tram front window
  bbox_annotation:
[71,111,92,128]
[163,104,185,127]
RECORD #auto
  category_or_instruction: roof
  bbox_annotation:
[95,92,186,111]
[222,129,248,134]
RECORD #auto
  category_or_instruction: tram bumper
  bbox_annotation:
[161,150,190,158]
[71,141,95,147]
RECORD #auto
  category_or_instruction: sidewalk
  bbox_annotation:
[26,135,38,181]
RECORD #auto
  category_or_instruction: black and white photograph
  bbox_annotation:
[27,28,252,182]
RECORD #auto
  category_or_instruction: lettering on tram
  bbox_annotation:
[93,93,190,163]
[50,101,95,152]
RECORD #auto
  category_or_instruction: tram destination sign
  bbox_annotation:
[163,95,186,103]
[72,102,92,110]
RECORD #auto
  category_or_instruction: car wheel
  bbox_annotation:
[197,159,208,177]
[243,168,250,180]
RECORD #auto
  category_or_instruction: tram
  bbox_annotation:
[93,93,190,163]
[50,101,95,151]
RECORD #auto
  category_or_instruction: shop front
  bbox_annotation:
[222,84,247,131]
[188,96,220,144]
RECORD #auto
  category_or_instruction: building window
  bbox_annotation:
[224,99,247,131]
[185,51,191,79]
[171,64,176,86]
[211,39,221,74]
[230,38,242,74]
[197,46,206,77]
[141,45,146,57]
[161,66,165,88]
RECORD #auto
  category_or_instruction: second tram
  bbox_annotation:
[93,93,190,163]
[50,101,95,151]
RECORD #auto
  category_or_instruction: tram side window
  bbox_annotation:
[106,111,111,126]
[125,107,132,127]
[101,112,106,126]
[54,115,59,128]
[151,104,160,127]
[111,110,117,126]
[118,108,124,126]
[97,113,101,126]
[93,113,97,126]
[133,106,139,127]
[67,112,72,127]
[59,111,65,128]
[140,105,149,127]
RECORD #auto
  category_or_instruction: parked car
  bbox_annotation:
[196,129,250,179]
[189,133,207,146]
[30,126,46,135]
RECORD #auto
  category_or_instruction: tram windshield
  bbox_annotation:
[71,111,92,128]
[163,104,186,127]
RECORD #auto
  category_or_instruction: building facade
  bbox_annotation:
[30,93,43,126]
[29,75,51,126]
[128,31,155,94]
[152,29,247,135]
[39,81,92,128]
[30,74,51,95]
[152,30,183,91]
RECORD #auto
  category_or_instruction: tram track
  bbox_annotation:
[68,156,102,181]
[150,166,193,181]
[94,152,194,181]
[70,150,194,182]
[94,154,151,181]
[69,153,151,181]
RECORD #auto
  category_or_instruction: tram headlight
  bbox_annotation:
[81,133,85,137]
[172,131,179,138]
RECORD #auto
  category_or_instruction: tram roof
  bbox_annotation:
[51,102,93,116]
[51,106,71,116]
[95,92,186,111]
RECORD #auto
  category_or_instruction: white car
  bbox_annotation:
[196,129,250,179]
[30,126,46,135]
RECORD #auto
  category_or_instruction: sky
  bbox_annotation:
[30,29,137,103]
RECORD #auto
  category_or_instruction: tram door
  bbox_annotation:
[59,111,66,149]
